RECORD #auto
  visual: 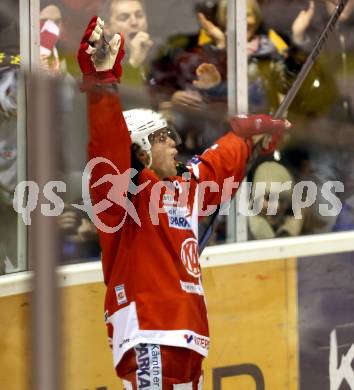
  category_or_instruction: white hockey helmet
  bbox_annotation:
[123,108,180,151]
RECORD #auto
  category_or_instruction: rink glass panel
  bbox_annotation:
[0,0,21,274]
[37,0,235,264]
[35,0,354,266]
[246,0,354,243]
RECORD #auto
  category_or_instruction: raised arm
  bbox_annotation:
[77,16,130,168]
[190,114,290,207]
[77,17,131,218]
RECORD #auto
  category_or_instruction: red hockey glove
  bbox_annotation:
[77,16,125,86]
[229,114,291,138]
[259,129,284,155]
[229,114,291,154]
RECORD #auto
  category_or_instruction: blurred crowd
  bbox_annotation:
[1,0,354,274]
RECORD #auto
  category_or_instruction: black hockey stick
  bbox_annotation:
[198,0,349,253]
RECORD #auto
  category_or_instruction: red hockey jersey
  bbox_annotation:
[86,88,250,368]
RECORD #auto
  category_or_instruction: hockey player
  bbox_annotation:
[77,16,290,390]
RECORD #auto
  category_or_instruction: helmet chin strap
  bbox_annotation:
[146,149,153,168]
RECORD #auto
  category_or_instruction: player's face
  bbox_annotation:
[150,131,178,179]
[107,0,147,47]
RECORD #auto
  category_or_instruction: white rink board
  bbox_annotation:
[1,230,354,297]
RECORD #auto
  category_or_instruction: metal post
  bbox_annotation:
[17,0,30,272]
[227,0,248,242]
[227,0,248,116]
[30,0,40,70]
[28,74,60,390]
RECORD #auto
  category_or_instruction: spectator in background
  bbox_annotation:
[102,0,153,87]
[235,0,287,114]
[39,5,62,73]
[259,0,354,58]
[0,0,20,65]
[39,0,102,75]
[287,0,354,119]
[58,203,100,263]
[149,0,227,110]
[149,0,287,114]
[57,168,101,264]
[148,0,288,159]
[282,117,354,235]
[39,5,99,263]
[276,0,354,234]
[194,1,341,127]
[148,0,229,158]
[0,90,17,272]
[195,0,337,118]
[0,0,20,273]
[248,161,303,240]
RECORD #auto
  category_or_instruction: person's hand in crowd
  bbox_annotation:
[197,12,226,49]
[40,54,51,70]
[193,63,222,90]
[77,16,125,85]
[128,31,153,68]
[40,18,61,73]
[40,54,60,73]
[291,0,315,45]
[77,218,97,241]
[171,90,204,110]
[57,207,81,235]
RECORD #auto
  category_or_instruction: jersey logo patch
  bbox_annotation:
[181,238,200,277]
[115,284,127,305]
[190,156,201,165]
[165,206,192,231]
[183,334,209,350]
[180,280,204,295]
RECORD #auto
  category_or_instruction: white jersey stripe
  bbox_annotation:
[108,302,209,368]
